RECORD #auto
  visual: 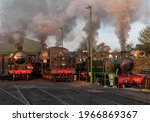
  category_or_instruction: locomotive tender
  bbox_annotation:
[39,47,75,81]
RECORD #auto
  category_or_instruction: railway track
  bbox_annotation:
[67,84,150,105]
[13,82,69,105]
[68,88,121,105]
[0,87,26,105]
[81,88,150,105]
[109,90,150,105]
[35,84,120,105]
[0,80,149,105]
[35,87,69,105]
[13,84,31,105]
[33,82,150,105]
[0,82,69,105]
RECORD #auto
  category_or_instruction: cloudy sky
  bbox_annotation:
[0,0,149,51]
[97,21,146,51]
[62,19,147,51]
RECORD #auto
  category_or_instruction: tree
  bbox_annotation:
[95,42,111,59]
[77,37,97,53]
[135,43,150,55]
[96,42,111,53]
[77,37,89,52]
[137,25,150,56]
[138,26,150,44]
[111,48,121,58]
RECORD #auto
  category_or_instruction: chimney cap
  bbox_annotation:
[17,46,23,51]
[121,50,127,58]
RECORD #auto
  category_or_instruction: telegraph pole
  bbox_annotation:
[60,27,64,47]
[86,5,93,84]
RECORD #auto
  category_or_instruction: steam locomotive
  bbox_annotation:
[39,47,75,81]
[75,51,145,87]
[113,51,145,88]
[8,47,34,80]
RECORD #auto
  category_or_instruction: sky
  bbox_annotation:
[0,0,149,51]
[45,0,149,51]
[97,21,146,51]
[54,20,146,51]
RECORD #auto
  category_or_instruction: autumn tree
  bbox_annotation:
[95,42,111,58]
[77,37,97,53]
[96,42,111,53]
[136,25,150,55]
[138,26,150,44]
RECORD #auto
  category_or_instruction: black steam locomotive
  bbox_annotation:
[8,47,34,80]
[113,55,134,75]
[39,47,75,81]
[113,51,145,87]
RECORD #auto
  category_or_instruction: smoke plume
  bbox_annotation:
[0,0,149,50]
[0,0,48,47]
[99,0,143,51]
[31,13,57,50]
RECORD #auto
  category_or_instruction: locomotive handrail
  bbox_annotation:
[76,71,116,87]
[76,71,148,89]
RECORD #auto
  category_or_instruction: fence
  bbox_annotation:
[75,71,116,87]
[140,69,150,91]
[140,75,150,90]
[75,72,150,90]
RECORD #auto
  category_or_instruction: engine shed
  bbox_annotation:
[0,39,40,76]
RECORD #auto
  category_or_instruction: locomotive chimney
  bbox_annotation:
[121,50,127,58]
[17,46,23,51]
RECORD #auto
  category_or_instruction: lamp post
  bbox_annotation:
[86,5,93,84]
[60,27,64,47]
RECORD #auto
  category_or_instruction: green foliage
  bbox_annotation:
[96,42,111,53]
[138,26,150,44]
[77,37,111,60]
[135,43,150,56]
[137,25,150,56]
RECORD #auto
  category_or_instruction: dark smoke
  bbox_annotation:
[0,0,149,50]
[31,13,57,50]
[0,0,48,47]
[99,0,143,51]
